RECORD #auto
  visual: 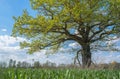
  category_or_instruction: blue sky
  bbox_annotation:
[0,0,75,64]
[0,0,120,65]
[0,0,36,35]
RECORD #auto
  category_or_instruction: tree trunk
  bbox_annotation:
[81,44,92,68]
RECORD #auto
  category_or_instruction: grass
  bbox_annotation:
[0,68,120,79]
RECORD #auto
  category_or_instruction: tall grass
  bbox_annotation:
[0,68,120,79]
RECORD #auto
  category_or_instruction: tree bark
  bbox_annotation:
[81,44,92,68]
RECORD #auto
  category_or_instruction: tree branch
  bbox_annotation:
[89,22,115,41]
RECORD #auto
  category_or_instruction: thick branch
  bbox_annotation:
[39,37,73,49]
[62,22,83,44]
[89,22,115,41]
[90,30,115,43]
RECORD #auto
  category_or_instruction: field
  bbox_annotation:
[0,68,120,79]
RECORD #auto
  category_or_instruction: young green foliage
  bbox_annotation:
[12,0,120,67]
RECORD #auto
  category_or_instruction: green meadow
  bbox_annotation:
[0,68,120,79]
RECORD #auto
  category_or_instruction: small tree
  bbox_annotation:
[12,0,120,67]
[17,61,22,68]
[33,61,41,68]
[21,61,30,68]
[9,59,13,68]
[13,60,16,68]
[0,62,7,68]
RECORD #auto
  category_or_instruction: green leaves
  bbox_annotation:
[12,0,120,55]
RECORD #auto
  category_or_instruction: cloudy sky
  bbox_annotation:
[0,0,120,65]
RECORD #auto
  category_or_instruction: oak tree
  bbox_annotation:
[12,0,120,67]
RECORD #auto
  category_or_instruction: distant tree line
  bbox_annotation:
[0,59,120,69]
[0,59,65,68]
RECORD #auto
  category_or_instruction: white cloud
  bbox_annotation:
[69,42,80,48]
[107,37,120,45]
[1,29,7,32]
[0,35,120,65]
[0,35,74,65]
[0,35,26,47]
[0,35,27,62]
[92,51,120,64]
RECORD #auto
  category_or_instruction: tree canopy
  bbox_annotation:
[12,0,120,67]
